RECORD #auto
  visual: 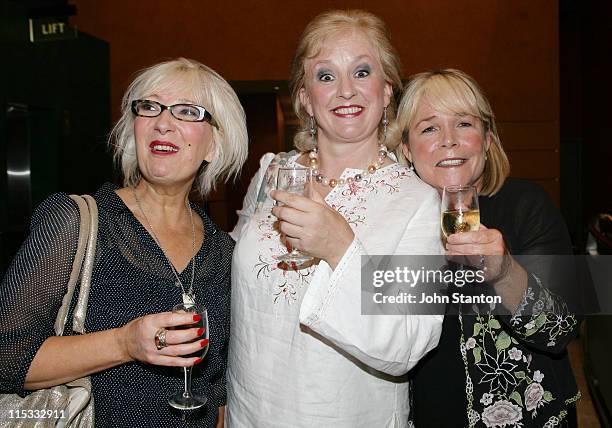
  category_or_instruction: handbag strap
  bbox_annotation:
[53,195,98,336]
[73,195,98,334]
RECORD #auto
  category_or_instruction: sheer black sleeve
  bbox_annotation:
[488,181,581,353]
[0,193,80,395]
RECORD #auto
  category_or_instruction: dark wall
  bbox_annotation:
[70,1,560,124]
[0,2,111,271]
[68,0,563,232]
[560,0,584,250]
[207,92,283,231]
[560,0,612,249]
[581,2,612,218]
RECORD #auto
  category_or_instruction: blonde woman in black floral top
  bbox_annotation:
[395,69,581,427]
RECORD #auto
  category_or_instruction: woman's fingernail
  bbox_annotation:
[193,315,201,322]
[197,328,204,336]
[200,339,209,347]
[194,358,203,364]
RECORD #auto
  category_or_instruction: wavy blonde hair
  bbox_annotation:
[393,69,510,196]
[108,58,248,197]
[289,9,403,151]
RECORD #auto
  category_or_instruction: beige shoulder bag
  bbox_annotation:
[0,194,98,428]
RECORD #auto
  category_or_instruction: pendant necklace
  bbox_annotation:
[132,188,196,305]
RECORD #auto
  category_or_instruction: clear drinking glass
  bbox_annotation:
[441,185,480,239]
[168,303,209,410]
[275,166,314,264]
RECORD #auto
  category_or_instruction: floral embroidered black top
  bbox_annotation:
[411,179,581,427]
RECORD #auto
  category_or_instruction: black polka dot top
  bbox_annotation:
[0,183,232,427]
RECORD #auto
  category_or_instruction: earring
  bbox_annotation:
[382,107,388,140]
[309,116,317,146]
[484,152,488,161]
[407,161,414,172]
[309,116,317,137]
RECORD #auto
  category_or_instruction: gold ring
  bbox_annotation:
[154,328,167,350]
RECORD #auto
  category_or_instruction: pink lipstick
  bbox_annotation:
[331,104,364,118]
[436,157,467,167]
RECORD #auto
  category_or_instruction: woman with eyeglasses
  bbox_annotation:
[0,58,247,427]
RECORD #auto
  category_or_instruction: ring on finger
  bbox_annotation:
[154,328,168,350]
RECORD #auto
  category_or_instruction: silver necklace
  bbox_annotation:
[132,188,196,305]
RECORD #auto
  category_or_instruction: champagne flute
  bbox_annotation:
[441,185,480,239]
[168,303,209,410]
[275,166,314,264]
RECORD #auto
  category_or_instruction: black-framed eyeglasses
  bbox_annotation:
[131,99,218,127]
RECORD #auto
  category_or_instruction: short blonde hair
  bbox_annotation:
[394,69,509,196]
[289,9,403,151]
[109,58,248,197]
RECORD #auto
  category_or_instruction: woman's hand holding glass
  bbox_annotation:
[445,224,508,281]
[118,310,206,367]
[446,223,528,311]
[441,185,510,282]
[271,186,354,269]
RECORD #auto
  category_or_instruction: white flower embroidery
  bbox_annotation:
[543,416,561,428]
[466,337,477,350]
[255,162,411,307]
[508,347,523,361]
[481,400,522,427]
[533,370,544,383]
[477,350,518,393]
[525,320,536,330]
[468,409,481,426]
[480,393,494,406]
[524,382,546,412]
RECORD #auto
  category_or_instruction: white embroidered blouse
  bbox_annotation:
[226,152,444,427]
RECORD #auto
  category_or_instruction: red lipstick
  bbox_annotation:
[149,140,179,155]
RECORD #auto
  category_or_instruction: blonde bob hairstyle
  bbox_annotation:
[108,57,248,197]
[289,9,403,152]
[394,69,510,196]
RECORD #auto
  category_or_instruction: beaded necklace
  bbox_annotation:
[307,143,389,188]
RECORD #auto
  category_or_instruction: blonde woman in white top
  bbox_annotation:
[226,10,443,427]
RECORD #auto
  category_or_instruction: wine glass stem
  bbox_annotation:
[183,366,194,398]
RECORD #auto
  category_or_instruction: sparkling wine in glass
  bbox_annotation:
[441,185,480,239]
[168,303,209,411]
[276,166,313,264]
